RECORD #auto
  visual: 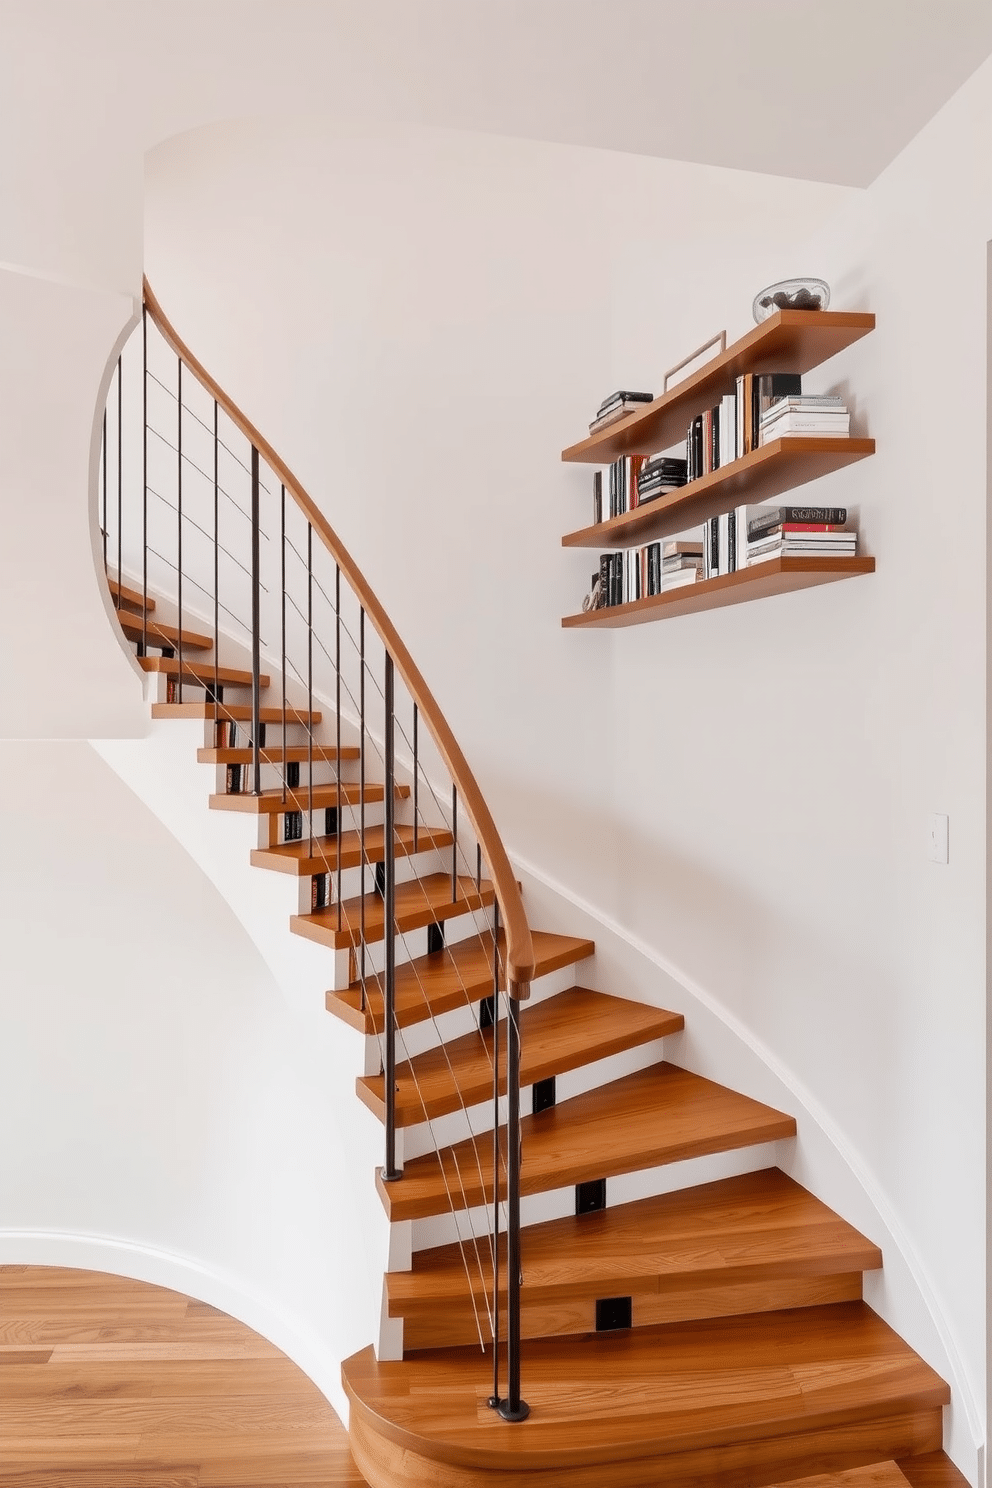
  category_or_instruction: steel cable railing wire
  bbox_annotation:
[113,284,533,1419]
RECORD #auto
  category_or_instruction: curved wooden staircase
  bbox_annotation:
[95,288,967,1488]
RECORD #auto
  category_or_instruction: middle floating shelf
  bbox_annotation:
[561,437,875,549]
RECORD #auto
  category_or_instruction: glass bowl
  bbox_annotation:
[752,277,830,323]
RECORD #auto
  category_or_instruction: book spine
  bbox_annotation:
[710,404,720,472]
[593,470,602,525]
[727,507,736,573]
[599,553,611,608]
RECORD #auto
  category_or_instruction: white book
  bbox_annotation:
[717,511,730,576]
[719,393,737,466]
[761,419,851,444]
[664,566,701,590]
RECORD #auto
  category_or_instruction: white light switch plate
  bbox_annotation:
[927,813,949,864]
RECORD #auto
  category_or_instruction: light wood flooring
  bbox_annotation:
[0,1264,367,1487]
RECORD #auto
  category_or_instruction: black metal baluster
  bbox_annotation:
[335,565,343,936]
[477,843,482,892]
[382,653,400,1181]
[307,523,314,853]
[359,607,366,996]
[250,446,261,795]
[142,308,148,656]
[487,901,501,1410]
[412,704,419,852]
[451,784,458,902]
[102,407,108,585]
[281,486,287,805]
[497,986,529,1423]
[116,355,122,616]
[176,359,183,703]
[213,400,219,712]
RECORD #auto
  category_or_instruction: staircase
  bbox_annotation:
[94,285,969,1488]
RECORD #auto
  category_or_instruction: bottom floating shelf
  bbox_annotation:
[561,555,875,629]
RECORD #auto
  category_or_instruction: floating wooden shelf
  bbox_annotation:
[562,309,875,464]
[562,437,875,549]
[562,555,875,628]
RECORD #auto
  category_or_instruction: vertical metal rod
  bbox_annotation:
[412,704,419,852]
[116,356,122,617]
[496,987,529,1423]
[213,400,219,714]
[102,408,108,585]
[382,653,400,1181]
[307,523,314,853]
[335,565,343,937]
[250,446,262,796]
[451,785,458,902]
[176,359,183,704]
[477,843,482,891]
[359,607,366,995]
[488,901,501,1410]
[142,307,148,656]
[280,486,287,805]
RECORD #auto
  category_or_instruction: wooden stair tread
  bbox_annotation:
[151,701,322,725]
[326,931,595,1032]
[197,743,360,765]
[209,782,407,814]
[896,1452,972,1488]
[768,1464,910,1488]
[359,987,683,1126]
[252,824,453,877]
[388,1168,882,1316]
[292,873,496,952]
[139,655,269,688]
[107,575,155,611]
[342,1301,949,1472]
[377,1062,797,1221]
[116,611,213,650]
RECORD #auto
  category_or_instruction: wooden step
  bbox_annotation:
[209,781,406,815]
[377,1061,797,1221]
[896,1452,972,1488]
[139,655,269,688]
[292,873,496,953]
[358,987,683,1127]
[107,575,155,612]
[116,611,213,651]
[342,1301,948,1488]
[769,1464,912,1488]
[389,1167,882,1351]
[151,701,322,725]
[252,823,453,877]
[327,930,595,1033]
[197,743,361,766]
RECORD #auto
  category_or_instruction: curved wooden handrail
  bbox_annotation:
[143,278,535,986]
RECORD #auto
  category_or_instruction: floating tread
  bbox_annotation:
[768,1464,911,1488]
[896,1453,973,1488]
[292,873,496,953]
[342,1301,948,1485]
[326,930,595,1033]
[358,987,682,1127]
[139,655,268,688]
[377,1061,797,1221]
[151,701,322,725]
[116,611,213,651]
[198,743,360,765]
[209,782,407,815]
[389,1168,882,1350]
[252,823,453,877]
[107,575,155,612]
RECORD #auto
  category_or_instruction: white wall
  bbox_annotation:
[141,103,989,1472]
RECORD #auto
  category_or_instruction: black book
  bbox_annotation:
[599,553,612,608]
[748,505,848,540]
[226,764,242,795]
[312,873,330,911]
[710,516,719,575]
[611,553,623,607]
[751,373,803,442]
[693,416,704,481]
[593,470,603,525]
[727,509,737,573]
[597,390,653,414]
[284,810,303,842]
[710,404,721,472]
[647,542,662,596]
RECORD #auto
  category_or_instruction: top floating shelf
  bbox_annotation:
[561,310,875,464]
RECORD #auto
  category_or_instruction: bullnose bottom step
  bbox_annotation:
[343,1302,948,1488]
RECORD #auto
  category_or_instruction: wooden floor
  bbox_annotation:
[0,1265,368,1487]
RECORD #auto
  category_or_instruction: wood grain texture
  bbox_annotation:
[151,702,322,725]
[343,1301,947,1481]
[377,1062,797,1221]
[253,823,453,878]
[560,311,875,463]
[116,611,214,651]
[326,931,595,1033]
[358,987,682,1126]
[389,1168,882,1350]
[768,1462,910,1488]
[562,557,876,628]
[138,656,269,688]
[561,441,875,550]
[144,277,535,986]
[198,744,360,766]
[0,1266,367,1486]
[896,1452,973,1488]
[293,873,497,952]
[209,781,406,815]
[107,575,155,612]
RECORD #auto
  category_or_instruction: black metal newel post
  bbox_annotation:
[451,784,458,903]
[250,445,262,795]
[382,653,400,1182]
[497,984,530,1423]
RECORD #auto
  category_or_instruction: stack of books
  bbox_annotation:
[759,394,850,444]
[637,454,687,504]
[684,373,804,479]
[746,505,855,565]
[662,540,703,589]
[589,390,653,434]
[594,537,704,608]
